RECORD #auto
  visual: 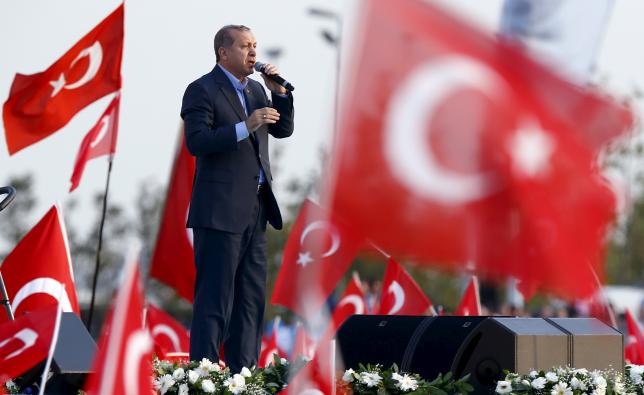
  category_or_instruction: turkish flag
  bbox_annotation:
[0,205,79,323]
[258,319,286,368]
[149,128,196,302]
[84,251,153,395]
[325,272,368,337]
[271,199,364,320]
[328,0,632,300]
[146,304,190,359]
[0,304,59,380]
[69,93,120,192]
[282,339,335,395]
[625,309,644,365]
[291,323,315,361]
[378,258,433,316]
[454,276,482,316]
[3,4,123,155]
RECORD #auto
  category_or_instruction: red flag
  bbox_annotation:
[455,276,482,316]
[282,339,335,395]
[271,199,363,320]
[258,319,286,368]
[146,304,190,358]
[378,258,433,316]
[84,250,153,395]
[328,0,632,300]
[149,128,196,302]
[586,267,617,327]
[326,272,368,337]
[0,205,79,322]
[3,5,123,155]
[625,309,644,365]
[0,305,59,380]
[291,323,315,361]
[69,93,120,192]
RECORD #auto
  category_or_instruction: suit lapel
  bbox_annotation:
[212,66,247,121]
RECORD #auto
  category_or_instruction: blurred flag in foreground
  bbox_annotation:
[3,5,123,155]
[84,250,152,395]
[328,0,632,300]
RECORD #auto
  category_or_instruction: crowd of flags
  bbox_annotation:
[0,0,641,393]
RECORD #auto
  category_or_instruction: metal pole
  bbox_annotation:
[0,185,17,321]
[86,156,114,330]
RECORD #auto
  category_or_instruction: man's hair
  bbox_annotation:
[214,25,251,62]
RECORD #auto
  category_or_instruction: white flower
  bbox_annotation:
[196,366,211,377]
[532,377,547,389]
[280,358,288,365]
[629,365,644,376]
[573,368,589,376]
[571,377,582,389]
[495,380,512,394]
[546,372,559,382]
[594,375,607,389]
[172,368,186,381]
[200,358,219,372]
[630,373,642,385]
[359,372,382,387]
[551,382,573,395]
[224,373,247,394]
[154,374,175,395]
[521,379,530,386]
[342,368,356,383]
[392,372,418,391]
[201,378,216,393]
[5,380,18,391]
[240,367,252,377]
[188,369,200,384]
[529,370,538,378]
[178,383,189,395]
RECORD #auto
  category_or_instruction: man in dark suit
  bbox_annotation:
[180,24,294,372]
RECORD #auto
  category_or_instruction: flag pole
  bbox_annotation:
[86,155,115,331]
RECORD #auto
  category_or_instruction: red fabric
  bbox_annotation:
[258,321,286,368]
[3,5,123,155]
[69,93,120,192]
[282,339,335,395]
[84,255,153,395]
[328,0,632,300]
[0,206,79,323]
[146,304,190,358]
[291,324,315,361]
[149,130,196,302]
[326,273,368,337]
[378,258,432,315]
[455,277,482,316]
[271,199,363,320]
[0,304,58,380]
[625,309,644,365]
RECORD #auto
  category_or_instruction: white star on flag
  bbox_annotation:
[297,251,313,267]
[507,125,555,178]
[49,74,66,97]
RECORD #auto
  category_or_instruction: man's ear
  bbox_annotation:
[218,47,227,61]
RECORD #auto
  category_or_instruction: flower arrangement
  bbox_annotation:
[494,365,644,395]
[337,363,474,394]
[152,355,298,395]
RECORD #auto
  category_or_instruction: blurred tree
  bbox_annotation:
[0,174,37,254]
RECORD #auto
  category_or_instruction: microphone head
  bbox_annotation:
[253,61,266,72]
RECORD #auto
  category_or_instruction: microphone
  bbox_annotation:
[254,61,295,92]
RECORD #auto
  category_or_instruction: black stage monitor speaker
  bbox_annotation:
[24,312,97,394]
[336,316,621,393]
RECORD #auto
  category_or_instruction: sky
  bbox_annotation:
[1,0,643,236]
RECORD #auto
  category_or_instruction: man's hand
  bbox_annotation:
[258,63,288,95]
[246,107,280,132]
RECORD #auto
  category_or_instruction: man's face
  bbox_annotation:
[220,29,257,79]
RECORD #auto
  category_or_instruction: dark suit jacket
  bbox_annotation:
[181,65,294,233]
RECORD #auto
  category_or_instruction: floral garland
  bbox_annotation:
[495,364,644,395]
